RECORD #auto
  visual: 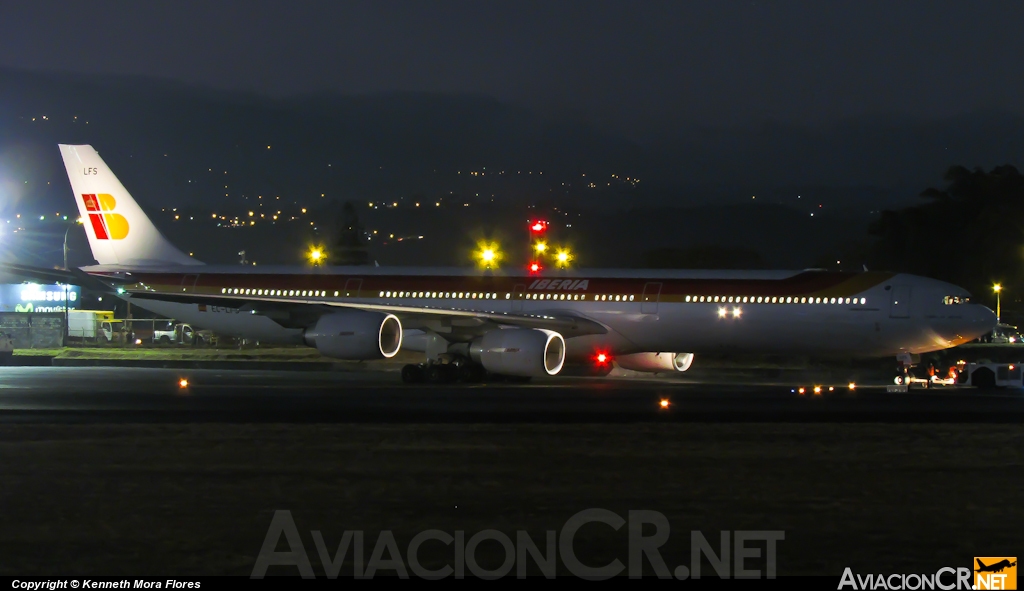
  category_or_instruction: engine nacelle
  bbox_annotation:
[303,310,402,360]
[615,352,694,373]
[470,329,566,377]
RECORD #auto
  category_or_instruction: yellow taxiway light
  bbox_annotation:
[179,378,189,389]
[535,242,547,253]
[475,241,502,268]
[555,249,573,266]
[813,386,822,395]
[307,246,325,265]
[848,382,856,390]
[659,399,670,409]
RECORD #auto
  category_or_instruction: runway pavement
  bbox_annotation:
[0,366,1022,423]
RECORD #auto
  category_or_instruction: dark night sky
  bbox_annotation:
[2,1,1023,138]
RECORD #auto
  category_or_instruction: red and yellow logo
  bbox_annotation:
[975,557,1017,590]
[81,194,129,240]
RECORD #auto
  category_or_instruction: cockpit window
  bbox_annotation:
[943,296,970,305]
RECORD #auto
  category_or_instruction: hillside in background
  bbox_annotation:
[0,68,1020,270]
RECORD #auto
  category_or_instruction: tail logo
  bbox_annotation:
[81,194,130,240]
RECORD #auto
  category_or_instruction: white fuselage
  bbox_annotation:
[91,265,996,361]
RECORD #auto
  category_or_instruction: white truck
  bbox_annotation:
[67,310,117,342]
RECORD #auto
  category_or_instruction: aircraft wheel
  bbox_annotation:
[401,364,423,383]
[425,365,446,384]
[458,363,486,383]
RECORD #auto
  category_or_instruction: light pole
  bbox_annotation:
[62,282,68,347]
[63,218,83,270]
[994,284,1002,324]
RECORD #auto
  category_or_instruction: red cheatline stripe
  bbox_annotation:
[89,214,109,240]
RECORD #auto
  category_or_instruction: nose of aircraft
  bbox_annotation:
[963,305,998,341]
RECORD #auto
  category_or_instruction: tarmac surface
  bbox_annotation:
[0,366,1022,423]
[1,366,1021,576]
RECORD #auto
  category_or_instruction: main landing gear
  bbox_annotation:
[401,357,530,384]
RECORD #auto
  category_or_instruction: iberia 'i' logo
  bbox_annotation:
[81,194,129,240]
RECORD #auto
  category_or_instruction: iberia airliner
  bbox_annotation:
[23,145,996,382]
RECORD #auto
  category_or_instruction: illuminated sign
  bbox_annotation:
[0,284,81,313]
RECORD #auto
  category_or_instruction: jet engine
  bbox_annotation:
[303,310,402,359]
[615,352,694,372]
[470,328,566,377]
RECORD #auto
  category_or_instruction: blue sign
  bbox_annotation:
[0,283,81,313]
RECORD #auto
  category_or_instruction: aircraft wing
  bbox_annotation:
[0,262,126,292]
[126,290,609,337]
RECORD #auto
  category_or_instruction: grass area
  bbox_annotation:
[0,423,1018,576]
[12,347,422,363]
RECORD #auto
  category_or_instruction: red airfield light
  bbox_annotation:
[594,351,611,366]
[529,262,542,273]
[530,220,548,233]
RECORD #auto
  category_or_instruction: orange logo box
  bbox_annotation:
[975,557,1017,590]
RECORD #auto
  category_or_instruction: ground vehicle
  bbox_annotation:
[955,361,1024,388]
[129,320,177,344]
[154,321,176,343]
[985,323,1023,344]
[175,323,216,346]
[67,310,117,341]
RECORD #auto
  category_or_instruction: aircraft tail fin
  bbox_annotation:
[59,145,202,267]
[977,559,988,570]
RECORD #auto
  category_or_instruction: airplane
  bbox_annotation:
[7,144,997,383]
[976,559,1016,573]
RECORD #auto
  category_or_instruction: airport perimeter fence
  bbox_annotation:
[0,312,64,349]
[65,317,240,348]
